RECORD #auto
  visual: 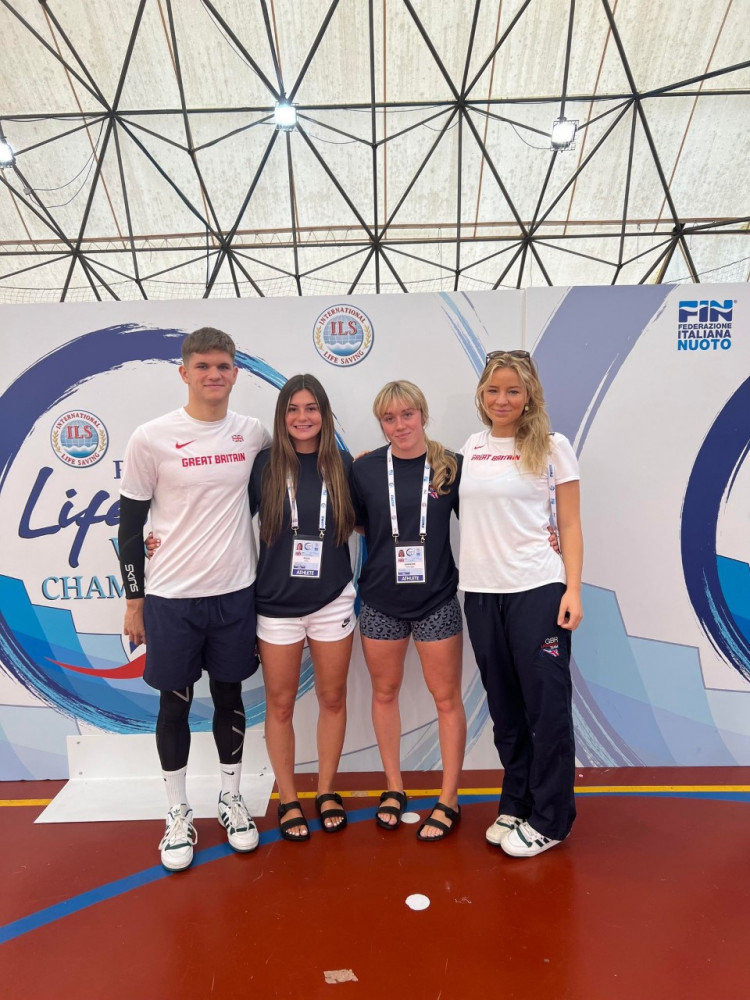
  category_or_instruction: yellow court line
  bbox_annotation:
[279,790,447,800]
[3,784,749,809]
[0,799,53,807]
[287,784,750,800]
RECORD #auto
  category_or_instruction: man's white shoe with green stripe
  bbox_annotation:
[485,814,523,846]
[501,820,562,857]
[159,804,197,871]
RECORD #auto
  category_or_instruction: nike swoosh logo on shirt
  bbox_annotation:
[175,441,196,449]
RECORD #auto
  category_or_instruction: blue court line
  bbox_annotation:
[0,804,383,947]
[1,791,747,946]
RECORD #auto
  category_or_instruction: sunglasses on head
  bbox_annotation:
[484,350,531,364]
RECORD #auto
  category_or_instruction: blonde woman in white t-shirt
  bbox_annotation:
[458,350,583,858]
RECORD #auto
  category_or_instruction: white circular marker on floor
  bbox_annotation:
[401,811,421,824]
[406,894,430,911]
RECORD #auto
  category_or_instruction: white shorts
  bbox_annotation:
[256,582,357,645]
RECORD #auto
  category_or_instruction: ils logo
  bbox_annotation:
[313,304,373,367]
[677,299,734,353]
[51,410,108,468]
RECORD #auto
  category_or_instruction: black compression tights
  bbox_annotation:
[156,687,193,772]
[155,681,246,771]
[210,679,246,765]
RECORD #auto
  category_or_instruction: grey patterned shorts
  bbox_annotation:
[359,594,463,642]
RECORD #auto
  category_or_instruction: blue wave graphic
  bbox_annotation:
[681,376,750,682]
[717,557,750,645]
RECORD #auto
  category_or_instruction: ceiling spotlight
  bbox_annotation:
[273,101,297,131]
[0,138,15,169]
[550,116,578,151]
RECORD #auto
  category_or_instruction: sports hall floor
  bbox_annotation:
[2,767,748,1000]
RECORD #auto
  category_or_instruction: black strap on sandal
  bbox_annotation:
[416,801,461,841]
[376,790,408,829]
[316,792,343,810]
[433,802,460,822]
[277,800,310,841]
[379,790,407,809]
[315,792,347,833]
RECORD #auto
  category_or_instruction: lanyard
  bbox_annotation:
[287,474,328,538]
[387,446,430,543]
[546,461,559,545]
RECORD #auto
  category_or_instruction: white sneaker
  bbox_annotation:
[218,792,259,853]
[502,820,563,858]
[159,804,197,871]
[485,814,523,846]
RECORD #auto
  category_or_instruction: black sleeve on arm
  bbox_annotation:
[118,496,151,599]
[248,448,270,518]
[453,454,463,518]
[349,459,365,526]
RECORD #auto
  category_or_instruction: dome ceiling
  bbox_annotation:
[0,0,748,302]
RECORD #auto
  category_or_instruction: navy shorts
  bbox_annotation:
[143,585,259,691]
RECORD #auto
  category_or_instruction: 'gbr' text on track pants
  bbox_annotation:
[464,584,576,842]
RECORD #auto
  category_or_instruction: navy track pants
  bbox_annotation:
[464,584,576,841]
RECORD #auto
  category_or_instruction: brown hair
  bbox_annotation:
[181,327,236,364]
[259,374,355,546]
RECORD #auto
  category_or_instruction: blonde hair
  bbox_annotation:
[372,380,457,495]
[475,356,551,475]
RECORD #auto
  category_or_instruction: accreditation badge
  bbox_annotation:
[290,536,324,579]
[394,542,426,584]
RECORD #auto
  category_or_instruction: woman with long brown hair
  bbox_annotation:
[250,374,357,841]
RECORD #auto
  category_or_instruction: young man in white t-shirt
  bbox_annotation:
[118,327,271,871]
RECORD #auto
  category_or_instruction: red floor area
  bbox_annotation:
[2,769,749,999]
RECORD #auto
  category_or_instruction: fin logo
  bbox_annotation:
[677,299,735,353]
[678,299,733,324]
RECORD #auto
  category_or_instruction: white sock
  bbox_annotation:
[220,761,242,797]
[162,766,188,810]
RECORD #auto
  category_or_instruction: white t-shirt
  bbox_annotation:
[458,430,579,594]
[121,408,271,598]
